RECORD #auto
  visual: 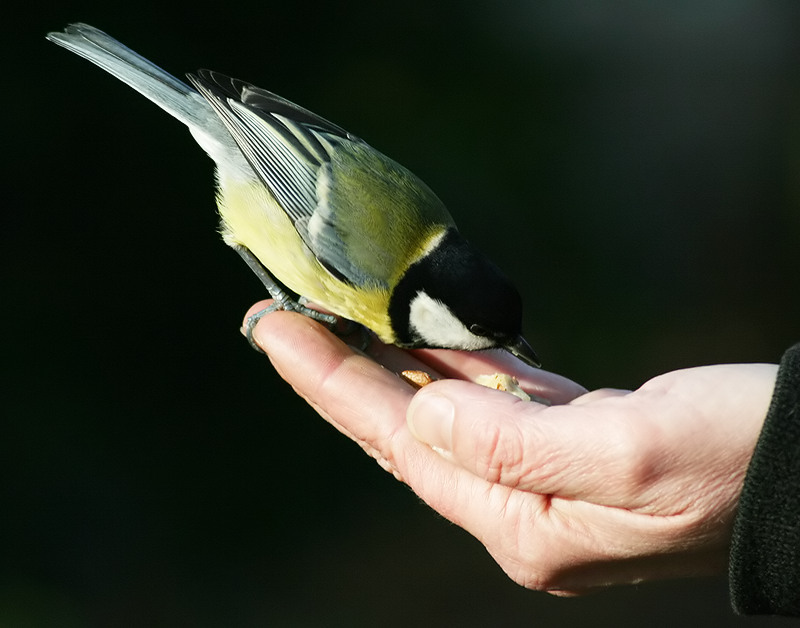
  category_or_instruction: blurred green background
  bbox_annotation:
[5,2,800,626]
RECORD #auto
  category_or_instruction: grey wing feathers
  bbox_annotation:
[187,70,346,227]
[189,70,395,287]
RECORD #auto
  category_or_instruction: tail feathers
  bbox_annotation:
[47,24,219,133]
[47,23,248,172]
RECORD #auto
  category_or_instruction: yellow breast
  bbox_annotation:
[215,176,397,343]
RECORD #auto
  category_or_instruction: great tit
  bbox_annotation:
[47,23,540,367]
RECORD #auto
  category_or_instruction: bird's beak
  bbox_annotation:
[504,335,541,368]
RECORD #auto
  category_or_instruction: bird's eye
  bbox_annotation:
[470,324,490,337]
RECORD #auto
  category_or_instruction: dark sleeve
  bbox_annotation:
[729,342,800,615]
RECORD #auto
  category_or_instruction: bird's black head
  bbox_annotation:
[389,229,540,367]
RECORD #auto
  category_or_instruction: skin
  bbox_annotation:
[244,301,778,596]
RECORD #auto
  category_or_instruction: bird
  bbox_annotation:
[47,23,540,367]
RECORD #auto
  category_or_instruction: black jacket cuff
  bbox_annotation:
[729,342,800,615]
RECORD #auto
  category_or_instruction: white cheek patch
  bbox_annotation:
[408,291,495,351]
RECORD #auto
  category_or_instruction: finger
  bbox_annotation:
[249,309,533,533]
[406,379,655,506]
[244,300,450,379]
[568,388,630,405]
[410,348,588,404]
[252,309,432,474]
[242,299,274,332]
[242,302,585,405]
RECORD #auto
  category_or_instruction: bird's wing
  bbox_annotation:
[189,70,454,288]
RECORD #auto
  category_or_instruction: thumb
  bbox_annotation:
[407,379,551,484]
[406,380,643,504]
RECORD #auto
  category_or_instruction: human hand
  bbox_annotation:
[246,303,778,595]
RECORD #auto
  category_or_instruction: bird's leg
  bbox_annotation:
[234,245,338,353]
[297,295,373,352]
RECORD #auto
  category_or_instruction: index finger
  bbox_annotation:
[249,308,547,540]
[410,348,588,405]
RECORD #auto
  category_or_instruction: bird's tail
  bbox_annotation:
[47,23,239,165]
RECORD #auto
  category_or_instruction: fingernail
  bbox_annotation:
[407,392,455,453]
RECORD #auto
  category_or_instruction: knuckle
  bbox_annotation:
[608,419,663,491]
[467,418,529,487]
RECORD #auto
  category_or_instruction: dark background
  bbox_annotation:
[5,2,800,626]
